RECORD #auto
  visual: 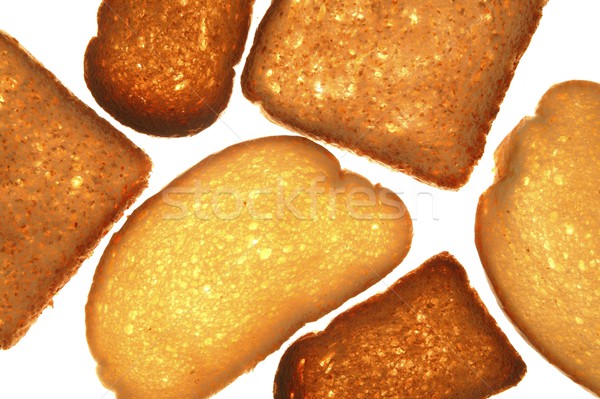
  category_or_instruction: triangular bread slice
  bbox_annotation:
[86,136,412,399]
[476,80,600,395]
[0,32,151,349]
[242,0,547,188]
[275,252,526,399]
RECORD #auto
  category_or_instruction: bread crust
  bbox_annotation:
[274,252,526,399]
[0,31,151,349]
[476,81,600,395]
[242,0,547,189]
[85,0,254,137]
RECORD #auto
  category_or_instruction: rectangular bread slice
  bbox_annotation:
[0,31,151,349]
[275,252,526,399]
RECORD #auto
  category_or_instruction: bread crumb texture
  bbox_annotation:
[0,32,151,349]
[242,0,547,189]
[476,81,600,395]
[275,252,526,399]
[85,0,254,136]
[86,136,412,399]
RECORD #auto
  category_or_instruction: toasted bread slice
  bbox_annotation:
[275,252,526,399]
[0,32,151,349]
[476,81,600,395]
[85,0,254,136]
[242,0,547,189]
[86,136,412,399]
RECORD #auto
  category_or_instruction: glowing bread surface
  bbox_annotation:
[0,32,151,349]
[476,81,600,395]
[87,136,412,399]
[242,0,547,188]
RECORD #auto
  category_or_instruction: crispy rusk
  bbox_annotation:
[275,252,526,399]
[0,32,151,349]
[243,0,547,188]
[85,0,254,136]
[86,136,412,399]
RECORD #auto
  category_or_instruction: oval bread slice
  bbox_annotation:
[476,81,600,395]
[86,136,412,399]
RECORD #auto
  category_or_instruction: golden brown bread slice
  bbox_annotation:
[476,80,600,395]
[274,252,526,399]
[242,0,547,189]
[85,0,254,137]
[86,135,412,399]
[0,31,151,349]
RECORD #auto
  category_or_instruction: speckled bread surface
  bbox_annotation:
[0,32,151,349]
[274,252,526,399]
[85,0,254,137]
[86,136,412,399]
[242,0,547,189]
[476,81,600,395]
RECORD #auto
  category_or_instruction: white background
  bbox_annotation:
[0,1,598,398]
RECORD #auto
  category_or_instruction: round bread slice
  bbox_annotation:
[476,81,600,395]
[86,136,412,399]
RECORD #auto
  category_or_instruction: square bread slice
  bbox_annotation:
[275,252,526,399]
[0,32,151,349]
[243,0,547,189]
